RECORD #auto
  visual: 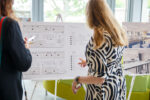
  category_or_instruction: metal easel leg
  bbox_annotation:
[45,90,48,96]
[30,81,38,100]
[54,80,58,100]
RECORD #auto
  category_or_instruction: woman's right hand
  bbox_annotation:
[72,80,82,94]
[24,37,30,49]
[78,58,86,67]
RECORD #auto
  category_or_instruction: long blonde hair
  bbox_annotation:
[0,0,18,21]
[86,0,128,49]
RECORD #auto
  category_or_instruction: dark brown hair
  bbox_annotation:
[0,0,17,20]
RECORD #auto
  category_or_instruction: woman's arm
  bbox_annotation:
[78,58,86,67]
[7,19,32,72]
[72,76,105,94]
[78,76,105,84]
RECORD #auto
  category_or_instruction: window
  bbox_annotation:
[13,0,32,22]
[141,0,150,22]
[115,0,127,23]
[148,0,150,22]
[44,0,87,22]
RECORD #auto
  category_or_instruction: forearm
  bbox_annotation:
[78,76,105,85]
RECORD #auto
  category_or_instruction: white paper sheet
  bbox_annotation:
[21,22,91,80]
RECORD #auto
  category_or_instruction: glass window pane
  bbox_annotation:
[147,0,150,22]
[141,0,150,22]
[115,0,127,23]
[13,0,32,22]
[44,0,87,22]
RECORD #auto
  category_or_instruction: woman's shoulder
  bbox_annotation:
[3,17,20,32]
[88,33,111,49]
[104,32,112,43]
[87,36,94,48]
[4,17,18,26]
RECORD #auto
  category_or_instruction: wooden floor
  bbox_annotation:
[22,80,65,100]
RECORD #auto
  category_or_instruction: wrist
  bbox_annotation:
[75,76,81,84]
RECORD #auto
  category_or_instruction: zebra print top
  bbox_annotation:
[85,34,126,100]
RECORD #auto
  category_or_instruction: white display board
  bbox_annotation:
[123,22,150,74]
[21,22,92,80]
[21,22,150,80]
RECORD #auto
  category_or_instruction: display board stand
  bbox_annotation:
[30,81,38,100]
[54,13,63,100]
[25,14,64,100]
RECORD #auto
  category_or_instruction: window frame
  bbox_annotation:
[32,0,145,22]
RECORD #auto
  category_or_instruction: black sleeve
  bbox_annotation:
[7,20,32,72]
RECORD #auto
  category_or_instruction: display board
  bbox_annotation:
[123,22,150,100]
[21,22,150,80]
[123,22,150,75]
[21,22,92,80]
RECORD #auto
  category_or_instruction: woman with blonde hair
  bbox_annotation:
[0,0,32,100]
[72,0,128,99]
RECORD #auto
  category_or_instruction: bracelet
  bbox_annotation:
[75,76,80,84]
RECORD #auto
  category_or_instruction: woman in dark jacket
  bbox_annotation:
[0,0,32,100]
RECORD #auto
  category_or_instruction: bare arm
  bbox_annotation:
[72,76,105,94]
[78,76,105,84]
[72,58,105,94]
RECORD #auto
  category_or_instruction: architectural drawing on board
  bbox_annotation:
[21,22,91,80]
[122,23,150,75]
[123,23,150,48]
[123,48,150,74]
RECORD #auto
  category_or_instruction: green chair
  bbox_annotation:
[125,75,148,92]
[43,80,86,100]
[147,76,150,90]
[125,75,149,100]
[148,76,150,100]
[126,90,149,100]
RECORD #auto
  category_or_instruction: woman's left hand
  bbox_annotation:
[24,37,30,49]
[72,80,81,94]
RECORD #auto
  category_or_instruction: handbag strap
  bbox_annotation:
[0,17,7,40]
[0,17,7,67]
